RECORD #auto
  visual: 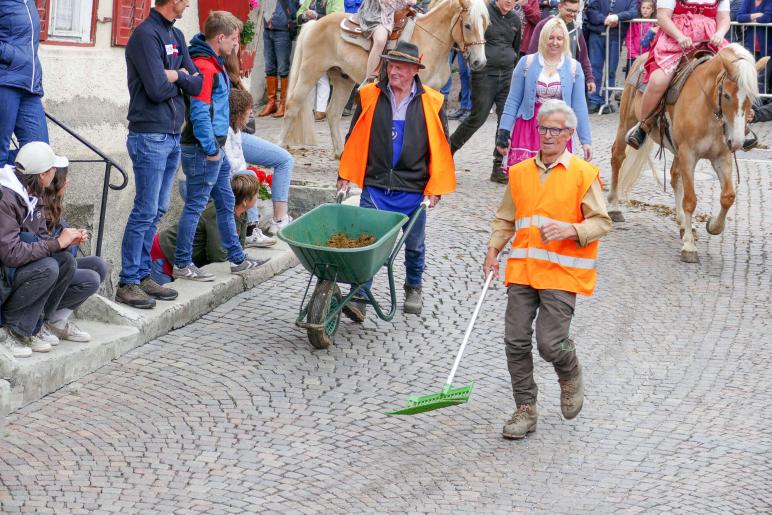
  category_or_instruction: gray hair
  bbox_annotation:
[537,99,577,130]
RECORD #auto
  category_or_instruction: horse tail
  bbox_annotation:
[618,136,655,200]
[281,20,317,147]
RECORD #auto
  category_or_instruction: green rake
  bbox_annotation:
[386,270,495,415]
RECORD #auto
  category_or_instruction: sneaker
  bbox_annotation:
[116,283,156,309]
[45,320,91,343]
[268,215,293,236]
[140,277,179,301]
[230,257,269,274]
[502,404,538,439]
[625,122,647,150]
[173,263,215,282]
[558,364,584,420]
[342,296,367,323]
[3,330,32,358]
[37,324,60,346]
[244,228,277,248]
[342,106,354,117]
[403,285,423,315]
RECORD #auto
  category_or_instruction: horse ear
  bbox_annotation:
[756,56,770,73]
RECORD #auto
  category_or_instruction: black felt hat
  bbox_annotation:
[381,41,425,69]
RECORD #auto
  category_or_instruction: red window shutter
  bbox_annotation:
[35,0,50,42]
[112,0,152,47]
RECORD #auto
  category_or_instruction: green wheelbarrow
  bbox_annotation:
[277,194,428,349]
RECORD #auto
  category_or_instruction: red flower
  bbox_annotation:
[266,174,273,187]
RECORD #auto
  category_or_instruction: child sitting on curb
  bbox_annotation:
[151,174,266,285]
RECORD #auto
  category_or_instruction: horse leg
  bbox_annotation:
[706,153,735,236]
[327,69,356,159]
[281,56,322,148]
[673,151,699,263]
[608,91,637,222]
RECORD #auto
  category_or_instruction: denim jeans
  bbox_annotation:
[588,32,620,107]
[356,188,426,293]
[2,252,76,337]
[0,86,49,166]
[240,133,293,202]
[176,146,245,267]
[440,50,472,111]
[120,132,180,285]
[263,29,292,77]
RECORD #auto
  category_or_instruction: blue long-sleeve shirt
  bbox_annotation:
[585,0,640,38]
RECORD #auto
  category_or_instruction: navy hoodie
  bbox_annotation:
[125,9,203,134]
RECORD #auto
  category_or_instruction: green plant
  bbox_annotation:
[241,20,256,45]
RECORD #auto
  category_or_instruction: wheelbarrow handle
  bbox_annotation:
[388,201,428,266]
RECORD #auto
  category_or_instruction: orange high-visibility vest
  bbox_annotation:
[338,83,455,196]
[504,156,600,296]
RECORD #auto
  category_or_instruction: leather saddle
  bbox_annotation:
[340,8,416,51]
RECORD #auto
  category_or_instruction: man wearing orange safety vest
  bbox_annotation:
[483,99,611,440]
[337,41,455,318]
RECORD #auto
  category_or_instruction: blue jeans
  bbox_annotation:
[240,132,294,224]
[176,146,245,267]
[0,86,49,166]
[440,50,471,111]
[588,31,620,107]
[120,132,180,285]
[357,188,426,293]
[263,29,292,77]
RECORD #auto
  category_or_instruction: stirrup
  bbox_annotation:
[625,122,647,150]
[742,128,758,151]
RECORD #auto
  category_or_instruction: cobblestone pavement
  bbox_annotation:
[1,111,771,514]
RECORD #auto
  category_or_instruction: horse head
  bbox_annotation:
[714,44,765,152]
[452,0,488,71]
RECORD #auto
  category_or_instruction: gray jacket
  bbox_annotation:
[0,186,60,268]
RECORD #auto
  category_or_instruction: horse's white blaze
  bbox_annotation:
[729,89,746,151]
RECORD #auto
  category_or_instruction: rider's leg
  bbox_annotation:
[365,26,389,83]
[626,68,671,149]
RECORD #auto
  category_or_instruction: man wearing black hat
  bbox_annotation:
[336,41,456,318]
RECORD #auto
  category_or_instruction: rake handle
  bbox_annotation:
[444,270,495,388]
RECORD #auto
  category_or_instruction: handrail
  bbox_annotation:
[43,112,129,257]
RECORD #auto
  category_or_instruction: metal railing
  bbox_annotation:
[597,19,772,113]
[11,113,130,257]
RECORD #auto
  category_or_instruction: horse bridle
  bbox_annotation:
[414,6,486,55]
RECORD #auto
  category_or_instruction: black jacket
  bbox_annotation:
[125,9,203,134]
[753,101,772,123]
[346,77,449,193]
[483,0,522,75]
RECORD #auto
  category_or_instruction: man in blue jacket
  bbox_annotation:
[0,0,49,167]
[116,0,203,309]
[175,11,268,282]
[584,0,638,112]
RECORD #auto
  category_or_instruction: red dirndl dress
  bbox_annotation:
[644,0,729,80]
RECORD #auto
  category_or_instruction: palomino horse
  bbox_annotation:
[280,0,489,158]
[608,43,768,263]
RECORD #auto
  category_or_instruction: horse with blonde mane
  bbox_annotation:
[280,0,489,158]
[608,43,769,263]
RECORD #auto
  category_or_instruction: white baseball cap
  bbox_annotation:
[14,141,69,175]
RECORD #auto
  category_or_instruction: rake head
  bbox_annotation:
[385,383,474,415]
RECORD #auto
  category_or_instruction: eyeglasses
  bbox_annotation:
[562,8,579,14]
[537,125,569,136]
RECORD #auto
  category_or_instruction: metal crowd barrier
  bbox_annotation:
[598,19,771,114]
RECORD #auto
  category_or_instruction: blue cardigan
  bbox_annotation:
[499,54,592,145]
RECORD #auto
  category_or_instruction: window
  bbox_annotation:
[48,0,96,43]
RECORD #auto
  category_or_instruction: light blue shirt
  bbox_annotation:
[387,80,418,121]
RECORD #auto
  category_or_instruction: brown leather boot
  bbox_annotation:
[258,76,278,117]
[272,77,288,118]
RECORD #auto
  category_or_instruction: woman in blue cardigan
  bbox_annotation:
[495,17,592,168]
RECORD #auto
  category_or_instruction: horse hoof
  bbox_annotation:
[609,210,625,223]
[680,250,700,263]
[705,217,721,236]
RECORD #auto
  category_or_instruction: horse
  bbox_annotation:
[280,0,489,158]
[607,43,769,263]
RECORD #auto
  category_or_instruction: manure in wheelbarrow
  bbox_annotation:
[326,232,377,248]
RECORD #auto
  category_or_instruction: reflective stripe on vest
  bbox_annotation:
[508,247,597,270]
[514,215,573,232]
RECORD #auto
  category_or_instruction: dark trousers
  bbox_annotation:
[449,69,512,171]
[588,31,620,107]
[2,252,76,337]
[56,256,108,316]
[504,284,578,407]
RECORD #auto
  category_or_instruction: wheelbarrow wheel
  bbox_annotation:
[306,280,342,349]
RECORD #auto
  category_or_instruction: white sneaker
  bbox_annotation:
[3,330,32,358]
[25,335,51,353]
[38,324,60,346]
[268,215,293,235]
[46,320,91,343]
[245,228,277,248]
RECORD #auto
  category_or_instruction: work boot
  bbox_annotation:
[558,364,584,420]
[625,121,648,150]
[403,285,422,314]
[490,158,508,184]
[140,277,179,301]
[258,76,278,117]
[116,283,156,309]
[502,404,538,439]
[272,77,288,118]
[342,295,367,323]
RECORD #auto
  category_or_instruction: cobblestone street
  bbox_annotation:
[1,112,771,513]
